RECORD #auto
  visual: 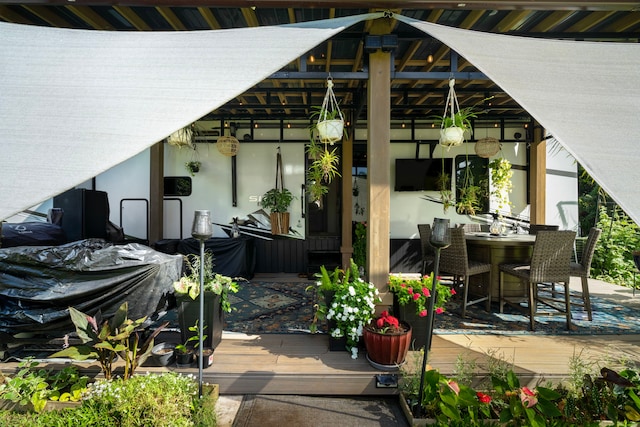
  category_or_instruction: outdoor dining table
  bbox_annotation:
[465,232,537,303]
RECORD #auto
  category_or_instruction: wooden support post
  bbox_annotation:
[367,48,391,304]
[530,123,546,225]
[341,131,354,269]
[149,141,164,245]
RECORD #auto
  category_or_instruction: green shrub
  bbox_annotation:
[592,206,640,287]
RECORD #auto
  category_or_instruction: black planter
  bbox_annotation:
[175,351,193,368]
[393,295,433,351]
[177,291,224,351]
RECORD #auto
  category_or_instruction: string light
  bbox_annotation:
[427,54,434,63]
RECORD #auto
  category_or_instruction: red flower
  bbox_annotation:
[435,307,444,314]
[401,283,407,288]
[407,287,414,295]
[419,309,427,317]
[476,392,492,404]
[422,288,430,297]
[450,288,457,295]
[413,293,420,301]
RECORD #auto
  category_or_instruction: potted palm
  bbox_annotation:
[363,311,412,369]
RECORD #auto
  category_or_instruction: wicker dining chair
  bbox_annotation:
[417,224,435,276]
[569,227,602,321]
[458,223,482,233]
[439,227,492,318]
[499,230,576,331]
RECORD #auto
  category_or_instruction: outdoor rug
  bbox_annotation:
[232,395,408,427]
[224,281,320,334]
[219,281,640,336]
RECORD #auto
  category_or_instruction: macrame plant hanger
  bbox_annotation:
[316,76,345,145]
[439,78,465,149]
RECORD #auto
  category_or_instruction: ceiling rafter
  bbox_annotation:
[531,11,574,32]
[65,5,113,30]
[23,5,71,27]
[114,6,151,30]
[197,6,222,29]
[567,11,616,32]
[156,6,186,30]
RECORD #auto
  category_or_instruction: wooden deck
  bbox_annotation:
[2,277,640,396]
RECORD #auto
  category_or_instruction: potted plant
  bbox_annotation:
[260,187,294,235]
[435,105,479,147]
[173,252,239,351]
[309,259,381,359]
[185,160,201,176]
[388,273,455,350]
[362,311,412,369]
[151,342,176,367]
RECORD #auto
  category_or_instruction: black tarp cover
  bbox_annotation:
[0,239,182,335]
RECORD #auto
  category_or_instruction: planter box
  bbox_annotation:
[177,291,223,351]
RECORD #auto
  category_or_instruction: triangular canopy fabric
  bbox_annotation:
[397,15,640,226]
[0,13,381,221]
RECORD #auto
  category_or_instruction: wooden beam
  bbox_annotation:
[529,124,546,225]
[341,131,354,269]
[149,141,164,245]
[366,44,391,304]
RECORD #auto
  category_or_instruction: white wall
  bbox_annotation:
[48,122,575,241]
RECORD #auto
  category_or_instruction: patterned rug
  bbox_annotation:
[219,281,640,336]
[224,281,320,334]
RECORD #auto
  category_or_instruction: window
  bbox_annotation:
[455,155,489,214]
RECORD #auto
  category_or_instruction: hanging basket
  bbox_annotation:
[316,119,344,144]
[167,126,194,148]
[314,77,345,145]
[438,79,465,148]
[475,137,501,158]
[216,135,240,156]
[439,127,465,147]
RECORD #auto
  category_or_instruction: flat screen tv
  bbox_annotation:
[394,158,452,192]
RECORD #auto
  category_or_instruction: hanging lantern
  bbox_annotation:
[216,135,240,156]
[475,137,501,158]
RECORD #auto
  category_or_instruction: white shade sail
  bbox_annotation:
[397,15,640,225]
[0,13,380,221]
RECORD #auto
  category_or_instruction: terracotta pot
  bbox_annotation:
[363,321,412,367]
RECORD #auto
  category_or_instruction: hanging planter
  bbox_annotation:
[261,147,294,235]
[313,77,345,144]
[436,79,478,148]
[306,76,343,203]
[168,122,201,149]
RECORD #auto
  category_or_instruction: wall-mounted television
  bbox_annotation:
[394,158,452,192]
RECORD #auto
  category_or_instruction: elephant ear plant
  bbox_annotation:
[50,302,168,380]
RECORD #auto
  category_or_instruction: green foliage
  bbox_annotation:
[0,373,216,426]
[489,157,513,213]
[175,320,207,354]
[388,273,454,317]
[173,251,240,313]
[260,187,294,213]
[307,259,380,358]
[0,359,89,414]
[49,302,167,380]
[352,221,366,270]
[185,160,201,177]
[434,106,481,132]
[591,206,640,287]
[306,142,341,203]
